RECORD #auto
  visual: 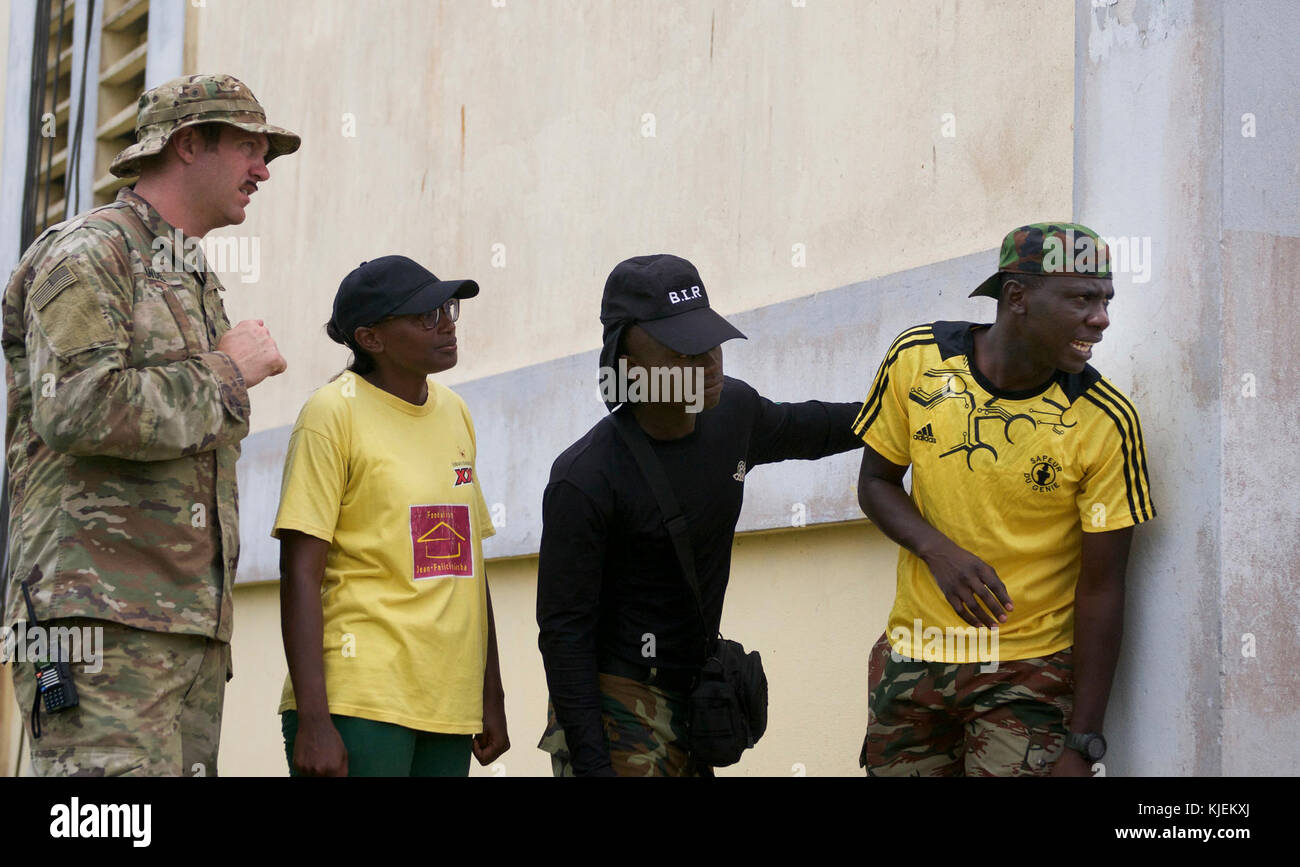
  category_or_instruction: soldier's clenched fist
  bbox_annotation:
[219,319,287,387]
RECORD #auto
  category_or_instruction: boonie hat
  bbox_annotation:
[110,73,301,178]
[332,256,479,340]
[971,222,1113,299]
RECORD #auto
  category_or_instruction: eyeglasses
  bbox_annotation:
[377,297,460,330]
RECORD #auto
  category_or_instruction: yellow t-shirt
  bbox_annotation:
[273,372,495,733]
[853,321,1155,662]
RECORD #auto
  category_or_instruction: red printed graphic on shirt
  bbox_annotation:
[409,504,474,580]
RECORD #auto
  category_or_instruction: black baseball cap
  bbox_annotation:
[331,255,479,339]
[599,254,745,380]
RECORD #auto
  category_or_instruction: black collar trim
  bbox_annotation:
[930,320,1100,404]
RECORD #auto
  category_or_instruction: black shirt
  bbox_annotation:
[536,376,862,775]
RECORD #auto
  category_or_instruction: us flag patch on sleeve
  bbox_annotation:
[31,263,77,311]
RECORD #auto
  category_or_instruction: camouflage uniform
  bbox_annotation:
[538,674,707,777]
[1,74,299,776]
[860,632,1074,776]
[10,618,229,776]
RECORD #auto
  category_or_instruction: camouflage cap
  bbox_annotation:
[970,222,1113,298]
[109,73,301,178]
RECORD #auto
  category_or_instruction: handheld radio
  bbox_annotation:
[21,581,79,738]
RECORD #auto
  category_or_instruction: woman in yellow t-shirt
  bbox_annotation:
[275,256,508,776]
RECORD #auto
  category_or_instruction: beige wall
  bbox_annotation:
[221,519,899,777]
[0,0,9,133]
[190,0,1074,435]
[0,666,17,775]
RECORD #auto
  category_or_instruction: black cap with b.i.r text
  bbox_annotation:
[599,254,746,372]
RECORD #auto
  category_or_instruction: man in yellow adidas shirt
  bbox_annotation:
[854,223,1155,777]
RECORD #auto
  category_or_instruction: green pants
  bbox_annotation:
[281,710,472,777]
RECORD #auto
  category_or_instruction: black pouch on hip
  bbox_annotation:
[688,637,769,767]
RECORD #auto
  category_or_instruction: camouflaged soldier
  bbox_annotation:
[2,73,299,776]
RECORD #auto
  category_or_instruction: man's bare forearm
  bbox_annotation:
[1069,527,1134,733]
[858,474,955,562]
[856,447,1012,627]
[1069,584,1123,732]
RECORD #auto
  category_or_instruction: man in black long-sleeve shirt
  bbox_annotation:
[536,254,862,776]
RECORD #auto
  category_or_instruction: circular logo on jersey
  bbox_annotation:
[1024,455,1062,492]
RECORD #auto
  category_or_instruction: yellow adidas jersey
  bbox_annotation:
[853,321,1155,662]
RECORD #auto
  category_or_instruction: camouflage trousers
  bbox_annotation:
[538,673,708,777]
[10,618,229,777]
[861,631,1074,776]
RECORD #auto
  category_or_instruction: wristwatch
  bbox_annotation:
[1065,731,1107,761]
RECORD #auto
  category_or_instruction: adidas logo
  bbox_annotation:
[913,423,937,443]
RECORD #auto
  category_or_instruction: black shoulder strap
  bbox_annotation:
[610,409,712,650]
